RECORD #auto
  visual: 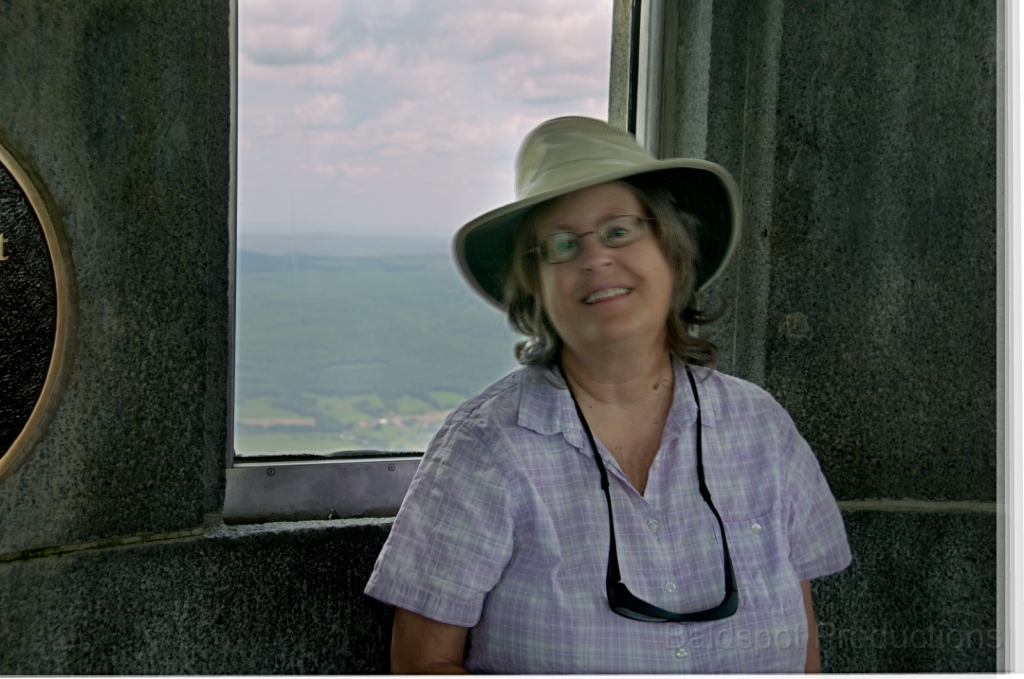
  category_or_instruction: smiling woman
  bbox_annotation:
[365,117,851,673]
[233,0,614,458]
[532,183,677,357]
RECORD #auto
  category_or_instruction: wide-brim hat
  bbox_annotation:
[452,116,742,310]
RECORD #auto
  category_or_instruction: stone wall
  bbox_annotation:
[0,0,1001,673]
[0,0,229,551]
[1,520,392,674]
[635,0,1000,671]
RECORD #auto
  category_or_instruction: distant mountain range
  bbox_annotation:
[237,230,452,258]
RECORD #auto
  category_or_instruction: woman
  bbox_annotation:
[365,117,851,674]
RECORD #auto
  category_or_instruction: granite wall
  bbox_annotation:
[643,0,1000,671]
[0,0,229,551]
[0,0,1001,673]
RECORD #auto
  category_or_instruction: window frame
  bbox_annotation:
[222,0,657,523]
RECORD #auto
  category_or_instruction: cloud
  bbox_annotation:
[293,94,347,129]
[240,1,341,65]
[237,0,612,232]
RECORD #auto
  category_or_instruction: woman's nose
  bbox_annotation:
[577,232,614,270]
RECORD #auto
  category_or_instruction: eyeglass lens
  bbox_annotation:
[538,216,647,264]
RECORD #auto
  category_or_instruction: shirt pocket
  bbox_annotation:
[724,514,803,613]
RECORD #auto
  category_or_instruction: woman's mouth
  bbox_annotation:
[584,287,631,304]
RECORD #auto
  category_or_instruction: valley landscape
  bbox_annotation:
[234,240,521,456]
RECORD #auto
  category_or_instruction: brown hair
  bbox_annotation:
[502,177,723,368]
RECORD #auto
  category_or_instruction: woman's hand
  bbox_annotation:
[391,607,470,674]
[801,580,821,673]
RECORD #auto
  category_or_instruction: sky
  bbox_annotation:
[238,0,613,237]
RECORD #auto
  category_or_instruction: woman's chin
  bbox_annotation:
[565,323,667,356]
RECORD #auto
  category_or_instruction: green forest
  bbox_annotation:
[233,250,521,455]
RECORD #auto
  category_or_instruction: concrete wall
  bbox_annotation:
[0,1,396,673]
[639,0,1000,671]
[0,0,229,549]
[0,0,1000,673]
[1,520,393,674]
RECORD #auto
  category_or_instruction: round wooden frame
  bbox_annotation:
[0,142,68,479]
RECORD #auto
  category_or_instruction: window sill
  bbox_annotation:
[223,455,422,524]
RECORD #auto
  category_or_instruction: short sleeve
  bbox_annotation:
[364,420,516,627]
[780,414,852,581]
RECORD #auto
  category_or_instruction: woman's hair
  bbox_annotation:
[502,177,724,368]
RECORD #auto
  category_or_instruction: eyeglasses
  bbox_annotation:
[560,363,739,623]
[527,216,653,264]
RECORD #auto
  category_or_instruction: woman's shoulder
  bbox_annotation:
[450,366,530,416]
[688,366,795,430]
[691,365,777,401]
[433,365,546,445]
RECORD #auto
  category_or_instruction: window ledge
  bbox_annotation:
[223,456,421,524]
[207,515,396,539]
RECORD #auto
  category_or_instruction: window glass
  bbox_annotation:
[235,0,613,456]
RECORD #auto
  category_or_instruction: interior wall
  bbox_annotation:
[0,0,230,551]
[638,0,999,671]
[0,2,393,673]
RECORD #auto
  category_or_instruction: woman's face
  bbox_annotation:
[534,182,676,358]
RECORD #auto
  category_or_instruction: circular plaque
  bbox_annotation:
[0,142,67,479]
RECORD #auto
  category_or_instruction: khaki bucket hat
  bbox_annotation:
[453,116,742,310]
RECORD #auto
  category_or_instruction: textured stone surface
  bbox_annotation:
[765,0,997,501]
[608,2,999,671]
[0,520,393,675]
[700,0,784,388]
[0,0,231,551]
[815,509,997,672]
[0,511,996,674]
[607,0,632,130]
[650,0,997,502]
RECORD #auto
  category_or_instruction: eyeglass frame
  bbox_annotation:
[525,215,655,264]
[559,362,739,623]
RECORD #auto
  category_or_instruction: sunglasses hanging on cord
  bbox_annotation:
[560,363,739,623]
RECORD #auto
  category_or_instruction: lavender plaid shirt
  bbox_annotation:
[365,362,851,673]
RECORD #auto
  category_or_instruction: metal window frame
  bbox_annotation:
[222,0,662,524]
[631,0,665,156]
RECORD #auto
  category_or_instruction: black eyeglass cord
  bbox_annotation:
[559,362,738,623]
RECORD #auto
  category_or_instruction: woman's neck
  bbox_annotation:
[559,342,674,408]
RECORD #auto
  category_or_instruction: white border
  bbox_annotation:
[1005,0,1023,670]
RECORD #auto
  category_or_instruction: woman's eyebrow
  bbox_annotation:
[542,209,633,231]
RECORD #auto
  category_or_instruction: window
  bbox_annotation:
[226,0,619,522]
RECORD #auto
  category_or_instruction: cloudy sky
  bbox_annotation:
[238,0,613,236]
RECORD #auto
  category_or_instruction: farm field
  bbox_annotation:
[234,249,521,455]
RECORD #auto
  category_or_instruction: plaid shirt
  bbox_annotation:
[365,362,851,673]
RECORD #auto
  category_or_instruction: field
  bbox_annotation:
[234,249,521,455]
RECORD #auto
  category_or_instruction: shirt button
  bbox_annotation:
[750,522,764,535]
[648,519,660,532]
[675,648,689,659]
[665,582,677,593]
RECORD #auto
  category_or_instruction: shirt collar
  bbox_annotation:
[517,365,582,444]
